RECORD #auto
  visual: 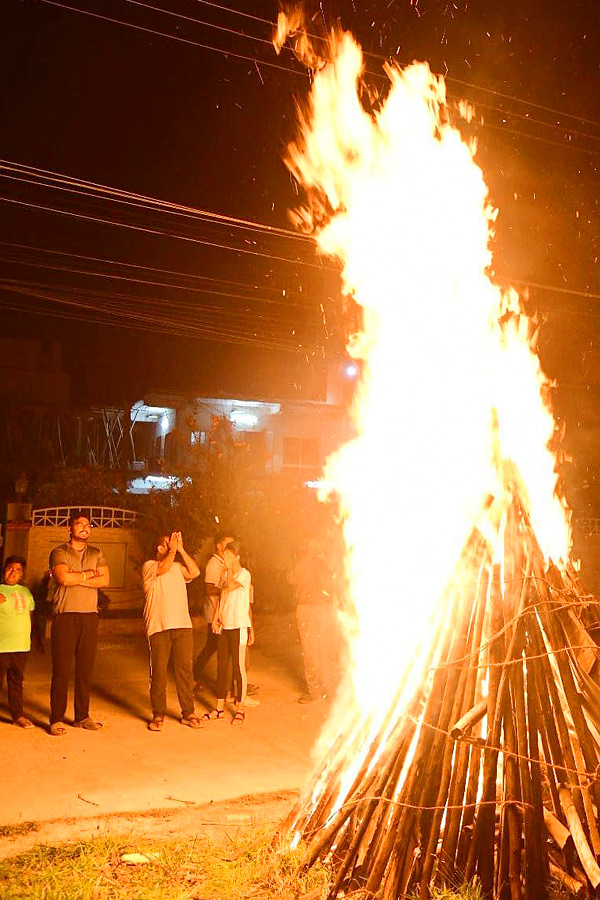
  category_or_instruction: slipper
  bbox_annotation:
[148,716,164,732]
[73,717,103,731]
[14,716,34,729]
[181,714,203,729]
[202,709,225,721]
[49,722,66,736]
[232,710,245,727]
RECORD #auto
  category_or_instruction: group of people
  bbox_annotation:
[0,513,256,732]
[142,529,256,730]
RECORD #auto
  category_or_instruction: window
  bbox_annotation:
[283,437,320,472]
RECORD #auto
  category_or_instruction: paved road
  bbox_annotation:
[0,614,329,826]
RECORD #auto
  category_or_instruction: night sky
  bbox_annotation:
[1,1,598,471]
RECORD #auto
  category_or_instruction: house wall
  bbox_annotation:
[24,525,144,611]
[269,405,353,478]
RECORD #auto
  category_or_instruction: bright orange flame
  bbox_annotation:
[285,31,571,734]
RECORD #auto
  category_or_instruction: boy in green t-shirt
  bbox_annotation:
[0,556,35,728]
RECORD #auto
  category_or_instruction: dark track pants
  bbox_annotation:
[50,612,98,724]
[216,628,248,704]
[193,624,219,682]
[148,628,195,718]
[0,651,28,720]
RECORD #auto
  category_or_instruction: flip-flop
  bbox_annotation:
[181,714,203,729]
[148,717,164,732]
[232,710,245,727]
[73,718,103,730]
[49,722,66,736]
[14,716,34,729]
[202,709,225,721]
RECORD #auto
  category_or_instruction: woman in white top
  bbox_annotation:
[203,541,254,725]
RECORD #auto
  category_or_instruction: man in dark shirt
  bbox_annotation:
[48,511,110,735]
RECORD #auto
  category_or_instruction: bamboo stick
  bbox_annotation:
[543,808,571,850]
[548,861,585,896]
[451,699,488,739]
[559,785,600,889]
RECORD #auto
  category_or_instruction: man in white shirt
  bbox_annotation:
[142,531,202,731]
[192,531,233,688]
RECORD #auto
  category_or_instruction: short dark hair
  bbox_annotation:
[4,555,26,571]
[69,510,90,528]
[224,540,243,559]
[156,533,171,548]
[214,530,234,547]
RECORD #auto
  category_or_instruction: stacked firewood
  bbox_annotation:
[279,485,600,899]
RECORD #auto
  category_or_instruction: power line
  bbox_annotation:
[124,0,276,48]
[0,274,297,331]
[37,0,304,76]
[37,0,600,153]
[446,76,600,131]
[0,240,316,301]
[192,0,273,28]
[0,160,312,243]
[480,120,600,157]
[0,281,312,350]
[0,253,316,310]
[0,266,308,325]
[194,0,600,129]
[1,237,596,306]
[0,196,332,270]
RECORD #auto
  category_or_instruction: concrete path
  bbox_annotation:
[0,614,329,826]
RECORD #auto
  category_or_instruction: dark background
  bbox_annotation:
[0,0,598,501]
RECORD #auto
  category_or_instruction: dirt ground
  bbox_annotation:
[0,612,331,858]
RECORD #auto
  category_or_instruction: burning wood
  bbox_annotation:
[279,492,600,898]
[274,20,598,900]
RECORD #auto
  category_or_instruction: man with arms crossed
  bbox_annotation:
[49,511,110,735]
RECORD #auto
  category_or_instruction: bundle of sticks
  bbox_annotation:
[279,482,600,899]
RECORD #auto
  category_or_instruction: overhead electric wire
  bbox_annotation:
[124,0,277,48]
[0,196,333,271]
[0,276,298,336]
[0,291,300,347]
[192,0,273,27]
[450,99,600,146]
[0,160,310,244]
[193,0,600,130]
[0,240,316,303]
[37,0,303,77]
[1,238,596,307]
[446,75,600,131]
[480,120,600,156]
[0,254,316,310]
[36,0,600,158]
[0,275,299,327]
[0,281,307,350]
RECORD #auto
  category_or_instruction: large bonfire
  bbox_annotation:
[275,21,600,900]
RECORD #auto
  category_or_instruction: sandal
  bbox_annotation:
[202,709,225,721]
[49,721,66,736]
[181,714,203,729]
[14,716,34,729]
[232,710,245,727]
[148,716,164,732]
[73,717,103,731]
